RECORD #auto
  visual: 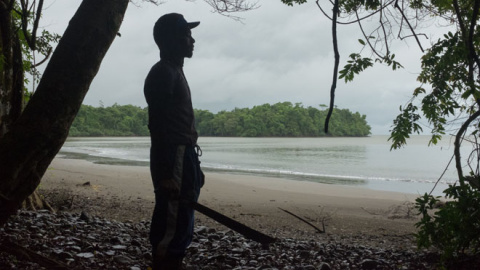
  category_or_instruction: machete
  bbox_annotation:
[190,201,276,247]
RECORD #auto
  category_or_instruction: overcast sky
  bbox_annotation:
[37,0,438,135]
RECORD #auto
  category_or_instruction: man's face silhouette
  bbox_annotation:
[175,28,195,59]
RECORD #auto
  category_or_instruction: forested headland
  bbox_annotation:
[69,102,371,137]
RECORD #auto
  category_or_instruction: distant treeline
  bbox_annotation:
[69,102,371,137]
[69,104,149,136]
[195,102,370,137]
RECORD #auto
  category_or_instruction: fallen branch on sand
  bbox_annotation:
[278,208,325,234]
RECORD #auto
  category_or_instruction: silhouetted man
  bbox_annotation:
[144,13,204,269]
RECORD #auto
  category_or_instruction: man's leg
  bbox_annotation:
[150,144,184,269]
[150,145,203,269]
[150,189,184,269]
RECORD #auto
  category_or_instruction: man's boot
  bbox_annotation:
[153,256,183,270]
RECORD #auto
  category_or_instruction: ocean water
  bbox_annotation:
[59,136,462,196]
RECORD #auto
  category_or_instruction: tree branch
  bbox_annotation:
[355,10,383,58]
[33,47,52,67]
[320,0,340,133]
[394,0,424,52]
[30,0,44,50]
[452,0,467,41]
[453,0,480,108]
[379,1,390,56]
[452,0,472,86]
[398,33,428,40]
[454,110,480,185]
[16,0,43,50]
[202,0,259,20]
[316,0,396,25]
[429,153,455,195]
[19,0,34,49]
[279,208,325,234]
[469,0,480,69]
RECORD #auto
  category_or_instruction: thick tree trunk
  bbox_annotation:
[1,1,49,212]
[0,0,129,226]
[0,0,16,137]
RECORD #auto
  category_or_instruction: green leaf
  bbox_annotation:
[281,0,307,6]
[413,87,426,96]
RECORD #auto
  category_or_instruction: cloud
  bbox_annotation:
[37,0,434,135]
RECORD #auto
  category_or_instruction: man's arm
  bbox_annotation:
[158,178,181,198]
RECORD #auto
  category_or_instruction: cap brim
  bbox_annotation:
[187,21,200,29]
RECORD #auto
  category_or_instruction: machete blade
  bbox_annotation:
[191,201,276,247]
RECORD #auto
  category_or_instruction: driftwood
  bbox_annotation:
[0,239,68,269]
[278,207,325,234]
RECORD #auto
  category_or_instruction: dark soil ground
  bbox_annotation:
[0,188,479,269]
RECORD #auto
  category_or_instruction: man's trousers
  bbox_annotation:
[149,143,204,260]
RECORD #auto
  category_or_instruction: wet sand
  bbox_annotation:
[41,158,419,240]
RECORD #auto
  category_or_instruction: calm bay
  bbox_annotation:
[59,135,460,196]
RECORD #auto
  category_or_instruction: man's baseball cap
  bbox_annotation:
[154,13,199,42]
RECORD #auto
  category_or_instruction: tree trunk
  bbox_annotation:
[1,1,51,213]
[0,0,19,137]
[0,0,129,226]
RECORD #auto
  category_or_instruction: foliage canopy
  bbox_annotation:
[195,102,371,137]
[69,102,371,137]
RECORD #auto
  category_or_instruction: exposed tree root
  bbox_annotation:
[0,239,67,269]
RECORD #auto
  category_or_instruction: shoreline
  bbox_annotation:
[41,157,420,240]
[60,135,456,197]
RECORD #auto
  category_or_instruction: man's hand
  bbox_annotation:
[159,178,181,198]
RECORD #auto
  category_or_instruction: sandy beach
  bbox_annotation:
[6,157,479,269]
[40,157,420,243]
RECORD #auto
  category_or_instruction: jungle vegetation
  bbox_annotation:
[68,102,371,137]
